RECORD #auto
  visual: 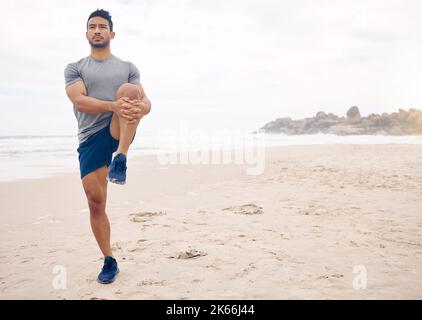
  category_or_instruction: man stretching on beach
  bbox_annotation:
[64,9,151,284]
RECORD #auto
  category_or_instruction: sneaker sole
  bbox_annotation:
[97,268,120,284]
[106,176,126,185]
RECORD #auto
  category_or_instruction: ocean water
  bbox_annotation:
[1,131,422,182]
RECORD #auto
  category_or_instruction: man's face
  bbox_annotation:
[86,16,115,48]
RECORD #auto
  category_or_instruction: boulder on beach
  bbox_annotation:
[260,106,422,135]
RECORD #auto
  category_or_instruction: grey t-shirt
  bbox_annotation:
[64,54,141,144]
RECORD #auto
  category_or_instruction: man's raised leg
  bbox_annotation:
[107,83,143,184]
[112,83,143,155]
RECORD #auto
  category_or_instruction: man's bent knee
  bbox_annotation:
[116,83,142,100]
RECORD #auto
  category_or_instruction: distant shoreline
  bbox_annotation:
[1,136,422,183]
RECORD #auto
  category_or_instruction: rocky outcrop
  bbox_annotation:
[346,106,361,124]
[260,107,422,135]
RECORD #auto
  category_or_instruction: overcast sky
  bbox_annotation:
[1,0,421,136]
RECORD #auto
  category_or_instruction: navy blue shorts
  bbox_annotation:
[77,120,136,179]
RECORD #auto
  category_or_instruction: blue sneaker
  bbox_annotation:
[107,153,127,185]
[97,256,119,284]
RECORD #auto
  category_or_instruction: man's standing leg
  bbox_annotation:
[82,165,119,284]
[82,166,112,257]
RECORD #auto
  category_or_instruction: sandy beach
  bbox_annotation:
[0,144,421,299]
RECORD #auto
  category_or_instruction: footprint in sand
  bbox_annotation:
[316,274,344,280]
[233,262,257,278]
[127,239,149,252]
[111,242,124,252]
[137,279,166,286]
[168,248,207,259]
[222,203,263,215]
[349,241,360,247]
[205,264,221,270]
[129,211,166,222]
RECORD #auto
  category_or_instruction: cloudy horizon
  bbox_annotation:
[1,0,421,136]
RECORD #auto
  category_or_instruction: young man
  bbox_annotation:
[64,9,151,284]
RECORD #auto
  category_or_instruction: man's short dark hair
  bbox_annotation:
[87,9,113,32]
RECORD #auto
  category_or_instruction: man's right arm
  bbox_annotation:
[65,80,116,114]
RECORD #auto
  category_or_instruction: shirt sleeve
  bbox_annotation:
[64,63,82,88]
[128,62,141,85]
